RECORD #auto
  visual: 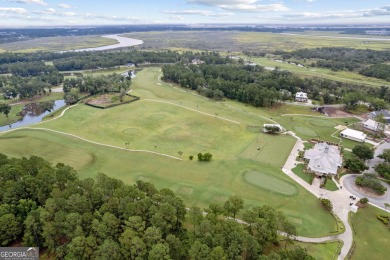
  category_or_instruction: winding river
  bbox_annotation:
[73,34,143,52]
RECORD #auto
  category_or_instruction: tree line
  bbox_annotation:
[63,74,132,104]
[162,63,390,107]
[360,64,390,82]
[0,154,312,259]
[279,47,390,72]
[0,50,231,72]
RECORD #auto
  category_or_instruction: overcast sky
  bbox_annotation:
[0,0,389,27]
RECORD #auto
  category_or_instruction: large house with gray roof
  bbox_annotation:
[369,110,390,124]
[304,142,342,176]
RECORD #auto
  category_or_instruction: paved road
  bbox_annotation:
[367,142,390,173]
[282,133,353,260]
[343,175,390,210]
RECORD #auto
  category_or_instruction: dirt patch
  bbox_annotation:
[323,107,353,117]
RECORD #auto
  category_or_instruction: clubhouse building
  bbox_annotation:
[295,92,308,102]
[304,142,342,176]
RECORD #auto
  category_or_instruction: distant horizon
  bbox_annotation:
[0,0,389,27]
[0,23,390,30]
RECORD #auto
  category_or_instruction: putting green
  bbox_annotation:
[309,119,335,127]
[243,170,298,196]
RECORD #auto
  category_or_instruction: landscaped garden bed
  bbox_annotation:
[85,93,139,109]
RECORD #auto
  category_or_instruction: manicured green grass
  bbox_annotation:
[0,67,339,237]
[0,35,117,53]
[350,206,390,260]
[324,178,339,191]
[292,164,314,184]
[0,104,24,126]
[274,116,360,149]
[0,129,335,237]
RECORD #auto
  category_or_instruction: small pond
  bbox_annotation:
[0,100,66,132]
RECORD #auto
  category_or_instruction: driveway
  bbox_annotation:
[342,174,390,210]
[366,141,390,173]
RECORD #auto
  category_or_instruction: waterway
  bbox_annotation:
[73,34,143,52]
[0,100,66,132]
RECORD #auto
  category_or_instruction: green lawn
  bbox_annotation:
[292,164,314,184]
[0,67,339,237]
[350,206,390,260]
[324,178,339,191]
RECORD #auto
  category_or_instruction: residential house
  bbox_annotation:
[368,110,390,124]
[295,92,308,102]
[363,119,385,132]
[340,128,367,143]
[304,142,342,176]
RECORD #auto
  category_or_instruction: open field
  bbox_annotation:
[350,206,390,260]
[235,32,390,51]
[0,67,343,237]
[0,35,117,53]
[127,31,390,52]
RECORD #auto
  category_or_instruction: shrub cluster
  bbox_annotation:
[197,152,213,161]
[355,174,387,195]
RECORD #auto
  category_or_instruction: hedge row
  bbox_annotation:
[85,94,140,109]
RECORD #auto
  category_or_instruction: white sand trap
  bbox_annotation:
[335,125,348,130]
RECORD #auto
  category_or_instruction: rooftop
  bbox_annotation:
[304,142,342,175]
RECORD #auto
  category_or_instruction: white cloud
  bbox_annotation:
[84,13,138,22]
[187,0,288,12]
[163,10,234,17]
[44,8,56,13]
[58,3,72,9]
[0,7,27,14]
[282,5,390,20]
[9,0,47,6]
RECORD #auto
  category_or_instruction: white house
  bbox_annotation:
[262,124,284,134]
[363,119,385,132]
[340,128,367,143]
[191,59,204,65]
[304,142,342,176]
[295,92,308,102]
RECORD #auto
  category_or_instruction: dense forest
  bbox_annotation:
[63,74,132,104]
[162,63,390,107]
[0,72,63,99]
[0,154,312,259]
[279,47,390,71]
[360,64,390,81]
[0,50,231,71]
